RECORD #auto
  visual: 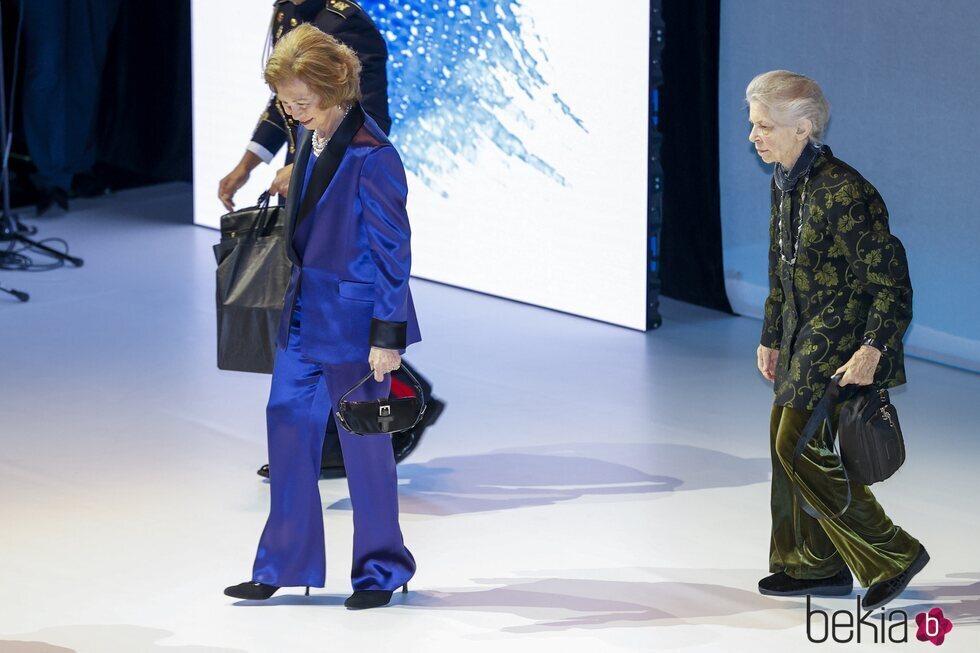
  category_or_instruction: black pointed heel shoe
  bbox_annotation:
[224,581,281,600]
[344,583,408,610]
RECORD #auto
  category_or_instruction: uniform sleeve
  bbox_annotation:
[761,185,784,348]
[249,96,289,162]
[837,184,913,351]
[359,147,413,349]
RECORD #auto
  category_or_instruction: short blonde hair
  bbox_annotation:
[264,23,361,108]
[745,70,830,143]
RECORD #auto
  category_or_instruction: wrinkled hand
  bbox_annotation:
[270,163,294,198]
[757,344,779,382]
[369,347,401,382]
[218,165,250,211]
[835,345,881,386]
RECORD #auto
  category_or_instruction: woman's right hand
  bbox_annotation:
[218,151,263,211]
[757,344,779,382]
[270,163,294,198]
[218,164,250,211]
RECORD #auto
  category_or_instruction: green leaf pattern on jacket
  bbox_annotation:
[760,149,912,410]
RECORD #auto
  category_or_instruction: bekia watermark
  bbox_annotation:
[806,596,953,645]
[916,608,953,646]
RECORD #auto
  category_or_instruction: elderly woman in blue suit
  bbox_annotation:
[225,24,419,611]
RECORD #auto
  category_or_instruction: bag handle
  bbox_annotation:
[249,191,279,239]
[338,363,426,408]
[790,374,853,520]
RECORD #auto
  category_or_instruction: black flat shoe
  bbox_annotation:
[224,581,290,600]
[51,187,69,211]
[759,567,853,597]
[257,463,270,478]
[35,188,53,217]
[344,584,408,610]
[72,168,110,198]
[862,545,930,610]
[34,186,70,216]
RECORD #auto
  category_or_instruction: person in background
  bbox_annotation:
[218,0,443,480]
[749,70,928,611]
[218,0,390,213]
[21,0,121,215]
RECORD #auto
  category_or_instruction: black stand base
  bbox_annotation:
[0,211,84,269]
[2,232,84,268]
[0,281,28,301]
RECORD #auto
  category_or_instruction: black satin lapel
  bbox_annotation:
[294,104,366,230]
[285,130,313,264]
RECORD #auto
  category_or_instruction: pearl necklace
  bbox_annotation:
[778,173,809,266]
[311,104,352,157]
[311,130,328,157]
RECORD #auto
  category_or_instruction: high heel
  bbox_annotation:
[224,581,280,600]
[305,586,310,596]
[344,583,409,610]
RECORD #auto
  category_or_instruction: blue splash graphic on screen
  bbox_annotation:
[359,0,586,196]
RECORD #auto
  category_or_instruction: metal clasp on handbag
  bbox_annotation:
[378,404,394,432]
[880,406,896,429]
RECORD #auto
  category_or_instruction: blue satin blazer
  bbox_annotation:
[276,104,421,364]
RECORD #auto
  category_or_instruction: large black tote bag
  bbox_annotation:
[213,192,290,374]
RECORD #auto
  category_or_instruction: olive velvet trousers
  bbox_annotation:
[769,404,920,587]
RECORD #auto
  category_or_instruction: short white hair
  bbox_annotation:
[745,70,831,143]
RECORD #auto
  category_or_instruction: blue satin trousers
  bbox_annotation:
[251,295,416,590]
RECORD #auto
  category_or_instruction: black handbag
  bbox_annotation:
[214,192,290,374]
[336,366,427,435]
[838,384,905,486]
[791,375,906,519]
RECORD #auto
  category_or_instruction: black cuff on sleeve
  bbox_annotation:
[370,318,407,350]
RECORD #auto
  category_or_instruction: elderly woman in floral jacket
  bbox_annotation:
[748,70,928,611]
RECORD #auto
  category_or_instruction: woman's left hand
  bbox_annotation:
[834,345,881,386]
[270,163,294,198]
[369,347,401,382]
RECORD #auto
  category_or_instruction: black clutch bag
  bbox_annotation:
[336,366,427,435]
[791,375,906,519]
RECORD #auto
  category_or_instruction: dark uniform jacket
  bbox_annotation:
[250,0,391,165]
[761,146,913,410]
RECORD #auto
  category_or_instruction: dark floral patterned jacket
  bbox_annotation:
[761,147,912,410]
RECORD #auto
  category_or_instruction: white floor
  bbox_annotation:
[1,184,978,653]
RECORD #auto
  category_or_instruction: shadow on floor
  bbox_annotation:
[0,642,75,653]
[0,626,245,653]
[401,575,797,633]
[327,442,769,516]
[229,593,346,607]
[900,572,980,625]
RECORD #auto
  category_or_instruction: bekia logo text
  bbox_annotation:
[807,597,953,645]
[807,596,908,644]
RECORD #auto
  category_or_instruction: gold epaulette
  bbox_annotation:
[325,0,359,19]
